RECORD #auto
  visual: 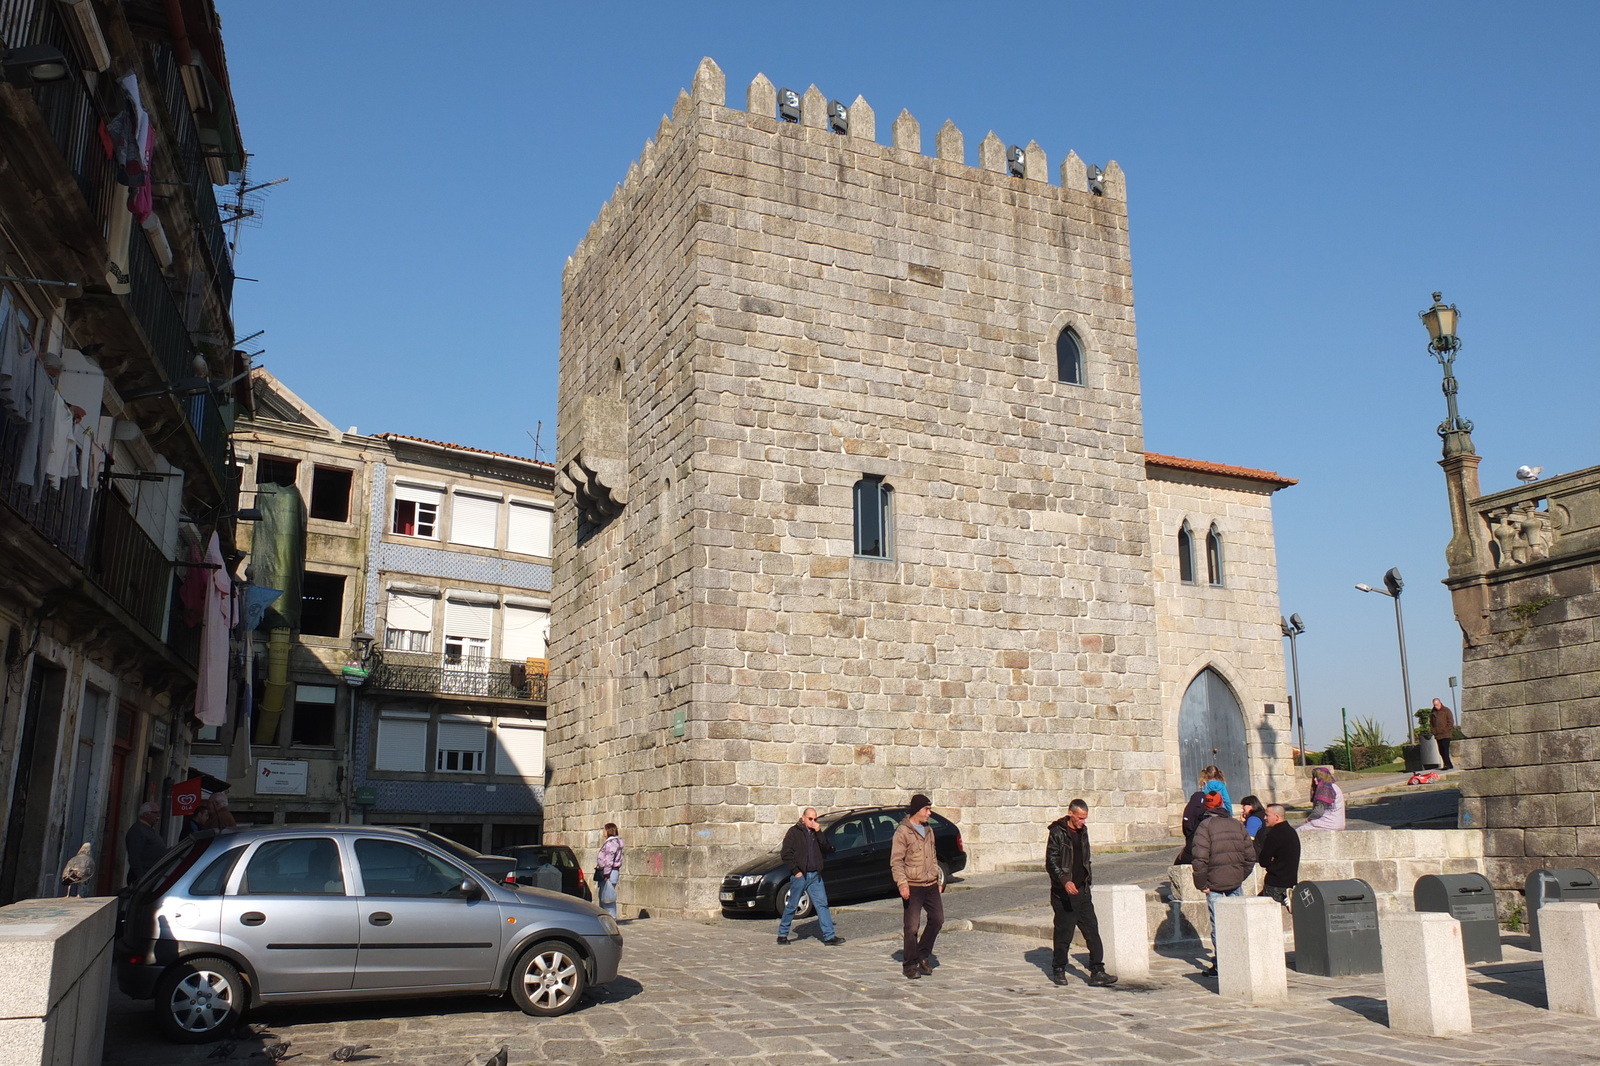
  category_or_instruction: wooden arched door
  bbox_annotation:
[1178,667,1251,799]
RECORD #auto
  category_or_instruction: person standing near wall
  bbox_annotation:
[1430,698,1456,770]
[1044,799,1118,988]
[595,822,623,918]
[124,801,168,885]
[1190,791,1256,977]
[890,793,944,980]
[776,807,845,946]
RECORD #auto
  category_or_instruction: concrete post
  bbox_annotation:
[0,897,117,1066]
[1380,912,1472,1036]
[1214,896,1288,1004]
[1097,884,1150,980]
[1539,902,1600,1017]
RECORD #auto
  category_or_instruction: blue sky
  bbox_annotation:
[216,1,1599,754]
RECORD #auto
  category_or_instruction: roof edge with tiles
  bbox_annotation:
[1144,452,1297,490]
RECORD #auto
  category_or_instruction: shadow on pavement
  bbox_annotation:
[1329,994,1388,1025]
[590,976,644,1005]
[1468,964,1547,1008]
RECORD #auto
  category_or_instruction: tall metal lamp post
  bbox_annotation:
[1355,568,1416,743]
[1420,292,1473,457]
[1280,614,1308,766]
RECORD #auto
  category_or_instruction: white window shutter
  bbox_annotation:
[375,715,427,772]
[437,715,487,753]
[494,721,545,778]
[385,591,434,633]
[501,604,548,661]
[444,599,494,641]
[507,502,552,557]
[394,483,442,506]
[450,493,500,548]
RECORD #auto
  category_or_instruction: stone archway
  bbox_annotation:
[1178,667,1251,799]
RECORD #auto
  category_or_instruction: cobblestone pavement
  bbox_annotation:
[104,901,1600,1066]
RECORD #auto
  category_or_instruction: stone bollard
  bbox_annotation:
[1539,902,1600,1017]
[0,897,117,1066]
[1214,896,1288,1004]
[1097,884,1150,980]
[1379,912,1472,1036]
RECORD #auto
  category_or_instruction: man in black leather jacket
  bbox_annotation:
[1044,799,1118,987]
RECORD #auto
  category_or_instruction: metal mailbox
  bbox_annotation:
[1526,867,1600,951]
[1291,878,1383,976]
[1414,872,1501,963]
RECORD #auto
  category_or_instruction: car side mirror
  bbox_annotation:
[457,879,483,900]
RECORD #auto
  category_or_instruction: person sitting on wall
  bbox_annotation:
[1302,767,1346,830]
[1254,803,1300,905]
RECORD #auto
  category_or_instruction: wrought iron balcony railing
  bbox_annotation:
[0,416,93,566]
[89,490,170,639]
[367,652,548,703]
[149,43,234,307]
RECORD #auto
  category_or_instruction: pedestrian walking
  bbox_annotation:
[1254,803,1300,905]
[1302,767,1346,830]
[595,822,623,917]
[776,807,846,946]
[1430,698,1456,770]
[1191,791,1256,976]
[890,793,944,979]
[1044,799,1118,987]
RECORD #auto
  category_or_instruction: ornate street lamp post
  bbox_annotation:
[1420,292,1473,458]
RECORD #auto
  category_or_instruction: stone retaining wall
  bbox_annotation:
[0,897,116,1066]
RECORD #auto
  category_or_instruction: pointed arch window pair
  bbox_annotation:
[1178,522,1225,587]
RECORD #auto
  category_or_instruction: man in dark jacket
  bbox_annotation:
[1191,792,1256,976]
[777,807,844,946]
[1044,799,1118,987]
[1430,698,1456,770]
[1254,803,1300,905]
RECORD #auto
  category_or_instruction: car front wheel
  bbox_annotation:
[510,940,588,1017]
[154,957,244,1043]
[781,879,815,919]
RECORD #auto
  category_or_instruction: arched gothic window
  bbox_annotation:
[1206,524,1224,586]
[1055,328,1083,385]
[853,476,893,559]
[1177,522,1195,584]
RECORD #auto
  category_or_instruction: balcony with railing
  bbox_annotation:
[148,43,234,307]
[367,652,549,703]
[0,415,93,566]
[89,490,170,639]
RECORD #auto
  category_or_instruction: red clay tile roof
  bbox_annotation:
[377,433,552,468]
[1145,452,1297,489]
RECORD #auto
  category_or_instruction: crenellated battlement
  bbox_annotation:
[567,57,1125,275]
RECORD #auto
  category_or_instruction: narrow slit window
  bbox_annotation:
[1177,522,1195,584]
[1206,525,1224,586]
[853,476,893,559]
[1056,328,1083,385]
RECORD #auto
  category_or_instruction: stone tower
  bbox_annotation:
[548,59,1280,916]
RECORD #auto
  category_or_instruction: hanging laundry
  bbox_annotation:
[113,73,154,223]
[194,532,232,727]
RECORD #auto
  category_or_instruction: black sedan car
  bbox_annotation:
[719,806,966,918]
[504,844,592,901]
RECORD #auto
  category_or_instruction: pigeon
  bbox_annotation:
[480,1046,508,1066]
[261,1042,293,1063]
[208,1043,237,1060]
[1516,465,1543,483]
[330,1047,371,1062]
[60,843,94,897]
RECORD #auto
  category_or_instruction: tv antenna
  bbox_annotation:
[223,154,289,257]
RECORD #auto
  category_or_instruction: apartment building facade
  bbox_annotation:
[0,0,247,900]
[211,371,554,852]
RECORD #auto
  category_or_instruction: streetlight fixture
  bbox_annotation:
[1280,613,1307,767]
[1420,291,1474,458]
[1355,567,1415,743]
[0,45,71,88]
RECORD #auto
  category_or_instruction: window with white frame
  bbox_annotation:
[450,492,500,549]
[507,501,553,557]
[436,715,487,773]
[375,710,428,772]
[392,483,441,538]
[494,719,546,778]
[383,590,435,653]
[442,598,493,694]
[501,603,549,661]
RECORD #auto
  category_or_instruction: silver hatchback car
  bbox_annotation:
[116,825,623,1042]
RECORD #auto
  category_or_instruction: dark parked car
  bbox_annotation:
[719,806,966,919]
[116,825,622,1042]
[503,844,592,900]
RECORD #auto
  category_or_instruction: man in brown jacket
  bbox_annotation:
[890,792,943,979]
[1190,791,1255,977]
[1430,698,1456,770]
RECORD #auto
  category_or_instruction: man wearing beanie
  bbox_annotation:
[1190,789,1256,977]
[890,793,943,979]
